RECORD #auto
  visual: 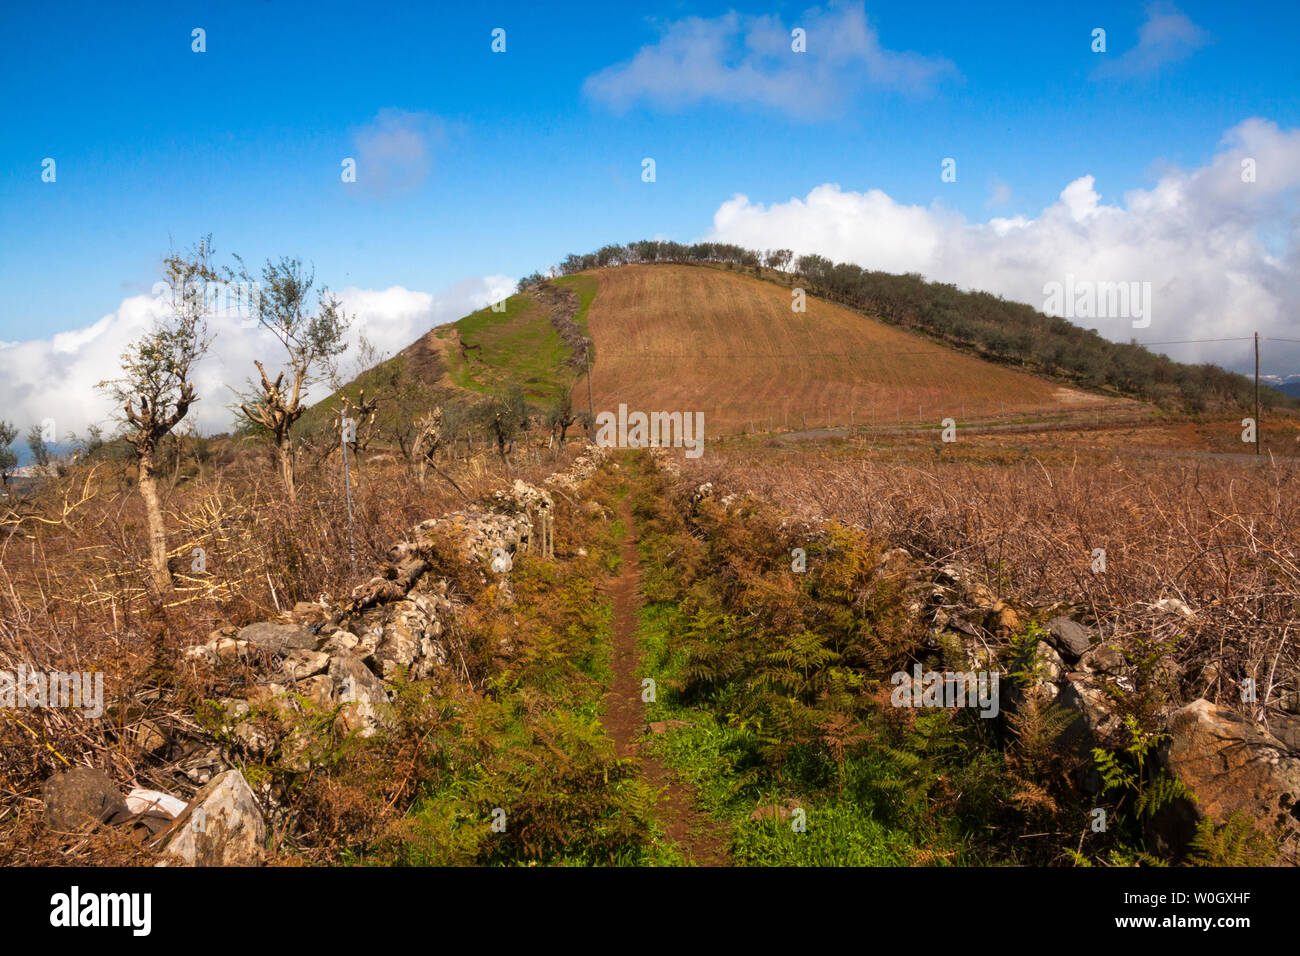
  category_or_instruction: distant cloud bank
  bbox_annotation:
[705,119,1300,376]
[0,275,514,439]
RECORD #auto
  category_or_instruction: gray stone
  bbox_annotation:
[280,648,329,680]
[159,769,266,866]
[237,621,316,654]
[328,653,389,736]
[1048,616,1094,661]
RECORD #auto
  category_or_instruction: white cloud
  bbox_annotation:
[351,109,444,196]
[0,275,514,440]
[1093,2,1210,79]
[583,1,956,118]
[705,118,1300,375]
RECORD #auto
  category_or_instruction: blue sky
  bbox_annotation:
[2,0,1299,434]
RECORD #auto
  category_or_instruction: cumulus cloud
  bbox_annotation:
[706,118,1300,375]
[1092,2,1210,79]
[351,108,444,196]
[583,1,956,118]
[0,275,514,440]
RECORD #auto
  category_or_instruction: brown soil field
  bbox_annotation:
[573,264,1122,435]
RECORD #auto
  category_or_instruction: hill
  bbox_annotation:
[569,263,1120,435]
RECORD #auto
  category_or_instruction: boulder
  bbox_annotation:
[1268,713,1300,754]
[329,653,389,736]
[159,770,266,866]
[280,648,329,680]
[237,621,316,655]
[42,767,131,832]
[1057,672,1124,749]
[1155,699,1300,865]
[1048,616,1094,661]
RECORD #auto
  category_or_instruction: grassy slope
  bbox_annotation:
[434,291,576,404]
[570,264,1126,436]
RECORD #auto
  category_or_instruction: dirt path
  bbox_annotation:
[602,495,729,866]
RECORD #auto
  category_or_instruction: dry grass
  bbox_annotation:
[684,440,1300,727]
[575,264,1123,435]
[0,434,576,860]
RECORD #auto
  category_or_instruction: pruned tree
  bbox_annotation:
[236,256,350,505]
[0,421,18,489]
[97,238,217,593]
[486,385,530,461]
[412,407,443,486]
[547,392,576,445]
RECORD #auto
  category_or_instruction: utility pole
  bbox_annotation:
[1255,331,1261,456]
[584,338,594,433]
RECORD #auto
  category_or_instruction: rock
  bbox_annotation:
[126,788,187,819]
[329,654,388,736]
[1156,699,1300,865]
[287,601,330,627]
[1153,597,1195,619]
[1048,616,1094,661]
[237,621,316,655]
[374,595,448,680]
[991,603,1020,632]
[647,720,693,735]
[280,648,329,680]
[1081,643,1125,674]
[1058,673,1123,749]
[130,719,167,755]
[159,769,266,866]
[1269,713,1300,754]
[318,630,359,656]
[294,675,335,709]
[42,767,131,832]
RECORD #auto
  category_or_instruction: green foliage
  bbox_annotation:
[1187,812,1279,866]
[1092,715,1195,826]
[0,420,18,483]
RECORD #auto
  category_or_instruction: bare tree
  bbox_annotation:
[98,238,216,592]
[412,407,443,486]
[236,256,350,505]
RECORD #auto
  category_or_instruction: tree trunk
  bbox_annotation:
[137,452,172,593]
[277,432,296,505]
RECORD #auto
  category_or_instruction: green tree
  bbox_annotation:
[234,255,350,505]
[98,237,217,592]
[0,420,18,489]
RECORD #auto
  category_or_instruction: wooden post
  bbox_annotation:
[1255,331,1261,456]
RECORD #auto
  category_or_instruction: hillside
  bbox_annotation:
[569,263,1122,435]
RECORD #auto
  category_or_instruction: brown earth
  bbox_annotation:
[602,495,729,866]
[574,264,1122,436]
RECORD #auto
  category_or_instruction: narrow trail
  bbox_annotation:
[602,494,729,866]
